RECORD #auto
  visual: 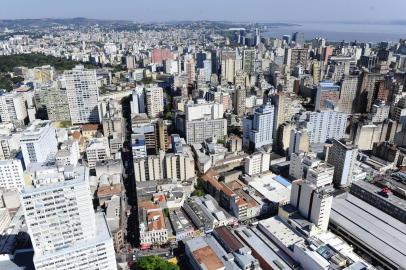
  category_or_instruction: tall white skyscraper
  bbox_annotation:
[301,110,347,144]
[290,162,334,232]
[243,102,274,149]
[145,85,164,118]
[327,139,358,188]
[20,120,58,166]
[20,165,117,270]
[64,65,100,124]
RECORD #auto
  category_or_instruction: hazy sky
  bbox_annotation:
[1,0,406,23]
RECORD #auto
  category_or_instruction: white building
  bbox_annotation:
[145,85,164,118]
[64,65,100,124]
[20,165,117,270]
[327,139,358,188]
[290,162,334,232]
[0,159,24,190]
[0,90,27,124]
[55,140,80,167]
[131,133,147,159]
[184,102,227,144]
[244,151,270,176]
[20,120,58,166]
[301,110,347,144]
[134,150,194,182]
[0,208,11,234]
[86,137,111,169]
[0,133,21,160]
[243,102,274,149]
[289,152,320,180]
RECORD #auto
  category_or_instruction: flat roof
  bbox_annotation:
[248,172,291,203]
[258,216,304,248]
[352,180,406,211]
[234,227,293,270]
[330,194,406,268]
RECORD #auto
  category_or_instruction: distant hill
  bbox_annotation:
[0,17,133,28]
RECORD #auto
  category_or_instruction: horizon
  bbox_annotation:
[1,0,406,23]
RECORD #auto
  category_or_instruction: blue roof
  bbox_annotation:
[274,175,291,187]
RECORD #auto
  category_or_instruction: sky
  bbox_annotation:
[0,0,406,23]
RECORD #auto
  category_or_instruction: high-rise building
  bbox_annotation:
[0,159,24,190]
[243,102,274,149]
[289,128,310,157]
[338,75,361,114]
[290,162,334,232]
[234,87,246,117]
[315,81,340,111]
[145,85,164,118]
[151,48,173,64]
[327,139,358,188]
[292,32,305,47]
[300,111,347,144]
[289,152,320,180]
[244,150,270,176]
[285,48,308,72]
[20,120,58,166]
[242,49,256,74]
[20,165,117,270]
[35,81,71,122]
[131,133,147,159]
[221,50,237,84]
[64,65,100,124]
[131,86,146,115]
[184,103,227,144]
[0,90,27,124]
[203,59,212,82]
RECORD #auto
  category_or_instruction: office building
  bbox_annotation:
[131,133,147,159]
[145,85,164,118]
[20,120,58,166]
[86,137,111,169]
[244,151,270,176]
[301,110,347,144]
[242,49,256,74]
[288,128,310,157]
[0,90,27,124]
[234,87,246,117]
[184,103,227,144]
[315,81,340,111]
[289,152,320,180]
[292,32,305,47]
[20,165,117,270]
[131,86,145,115]
[64,65,100,124]
[338,75,361,114]
[243,102,275,150]
[35,81,71,122]
[327,139,358,188]
[290,162,334,232]
[0,159,24,190]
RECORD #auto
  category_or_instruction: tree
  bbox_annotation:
[137,256,179,270]
[191,177,206,197]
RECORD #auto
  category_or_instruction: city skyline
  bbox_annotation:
[1,0,406,23]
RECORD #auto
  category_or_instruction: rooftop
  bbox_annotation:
[330,194,406,268]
